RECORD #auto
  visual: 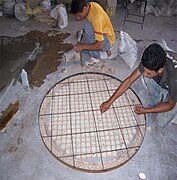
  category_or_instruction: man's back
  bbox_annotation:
[157,57,177,101]
[87,2,116,46]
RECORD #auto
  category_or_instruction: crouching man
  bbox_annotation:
[71,0,118,65]
[100,43,177,127]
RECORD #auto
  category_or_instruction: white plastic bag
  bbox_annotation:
[118,31,138,68]
[157,39,176,53]
[41,0,51,11]
[62,49,80,64]
[50,4,68,29]
[15,3,29,21]
[4,0,16,15]
[100,39,119,60]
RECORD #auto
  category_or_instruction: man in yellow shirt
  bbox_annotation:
[71,0,117,64]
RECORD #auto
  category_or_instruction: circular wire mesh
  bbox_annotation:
[39,72,146,172]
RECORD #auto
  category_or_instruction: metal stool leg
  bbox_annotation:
[124,0,147,29]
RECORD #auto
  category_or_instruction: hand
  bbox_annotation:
[74,43,84,53]
[100,100,112,113]
[134,105,146,115]
[106,49,111,57]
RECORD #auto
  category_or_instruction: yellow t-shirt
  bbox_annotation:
[87,2,116,46]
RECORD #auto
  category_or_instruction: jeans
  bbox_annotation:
[81,20,111,60]
[142,76,177,128]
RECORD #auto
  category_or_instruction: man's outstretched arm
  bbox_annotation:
[100,68,141,113]
[74,40,103,52]
[134,96,176,114]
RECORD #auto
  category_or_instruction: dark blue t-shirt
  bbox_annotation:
[138,58,177,102]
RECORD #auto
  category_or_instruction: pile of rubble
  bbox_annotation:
[0,0,69,28]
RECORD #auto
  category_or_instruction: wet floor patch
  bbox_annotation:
[0,36,34,92]
[0,101,19,132]
[23,30,73,87]
[0,30,73,92]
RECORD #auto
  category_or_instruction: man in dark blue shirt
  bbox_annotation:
[100,43,177,127]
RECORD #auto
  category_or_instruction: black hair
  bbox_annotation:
[141,43,167,72]
[71,0,87,14]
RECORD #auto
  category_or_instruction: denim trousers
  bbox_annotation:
[81,20,111,60]
[142,76,177,128]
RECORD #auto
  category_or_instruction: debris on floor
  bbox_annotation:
[62,49,80,65]
[0,101,19,133]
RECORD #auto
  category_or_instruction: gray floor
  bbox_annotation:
[0,6,177,180]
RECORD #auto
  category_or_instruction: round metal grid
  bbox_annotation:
[39,72,146,172]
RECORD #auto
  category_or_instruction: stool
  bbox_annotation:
[124,0,147,29]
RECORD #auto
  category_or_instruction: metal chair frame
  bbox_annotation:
[124,0,147,29]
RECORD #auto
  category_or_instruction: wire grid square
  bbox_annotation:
[87,79,108,92]
[51,95,70,114]
[47,114,71,136]
[110,91,132,107]
[94,109,119,131]
[51,135,73,157]
[114,107,137,127]
[69,81,89,94]
[71,111,96,133]
[70,93,92,112]
[97,129,126,152]
[90,91,110,110]
[43,136,73,160]
[72,132,100,156]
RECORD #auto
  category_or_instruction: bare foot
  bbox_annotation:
[106,49,111,57]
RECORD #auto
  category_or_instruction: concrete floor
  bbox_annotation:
[0,5,177,180]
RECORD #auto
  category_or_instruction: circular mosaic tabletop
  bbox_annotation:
[39,72,146,172]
